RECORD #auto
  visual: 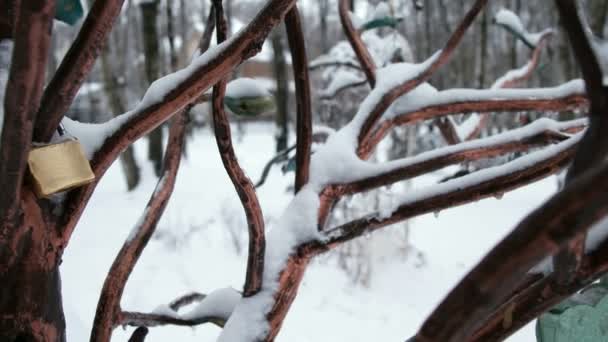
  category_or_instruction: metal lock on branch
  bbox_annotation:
[28,126,95,198]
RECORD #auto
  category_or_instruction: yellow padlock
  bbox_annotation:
[28,139,95,198]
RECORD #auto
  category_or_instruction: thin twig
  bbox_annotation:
[119,311,226,328]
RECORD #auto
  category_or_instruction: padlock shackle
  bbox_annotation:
[57,124,66,137]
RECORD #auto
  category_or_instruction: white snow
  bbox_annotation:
[225,78,272,99]
[60,122,562,342]
[495,9,526,38]
[320,69,366,97]
[494,9,553,47]
[218,186,321,341]
[152,304,178,317]
[585,216,608,252]
[182,288,241,321]
[61,115,132,159]
[0,39,12,139]
[310,30,414,71]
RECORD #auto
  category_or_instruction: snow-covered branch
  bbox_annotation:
[360,81,587,157]
[494,8,554,49]
[120,287,241,329]
[328,118,585,197]
[312,132,581,255]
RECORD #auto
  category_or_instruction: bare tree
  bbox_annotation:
[0,1,607,342]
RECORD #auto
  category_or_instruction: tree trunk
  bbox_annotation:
[271,30,289,152]
[510,0,522,69]
[589,0,608,38]
[319,0,329,54]
[141,0,163,177]
[478,7,488,88]
[0,188,65,342]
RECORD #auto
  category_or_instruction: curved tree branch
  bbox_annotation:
[90,110,188,342]
[285,6,312,192]
[34,0,126,142]
[338,0,376,87]
[211,0,265,297]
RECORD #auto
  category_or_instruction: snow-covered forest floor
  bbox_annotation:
[61,122,551,341]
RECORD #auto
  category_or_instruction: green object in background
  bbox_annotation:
[224,95,276,117]
[536,283,608,342]
[360,17,403,32]
[55,0,84,26]
[281,157,296,174]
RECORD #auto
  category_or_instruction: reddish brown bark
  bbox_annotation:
[435,117,461,145]
[0,4,63,341]
[211,0,265,297]
[359,94,587,158]
[338,0,376,87]
[0,0,55,235]
[285,6,312,192]
[90,111,188,342]
[332,126,576,197]
[0,187,65,342]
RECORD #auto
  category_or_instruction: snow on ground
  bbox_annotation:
[61,122,553,341]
